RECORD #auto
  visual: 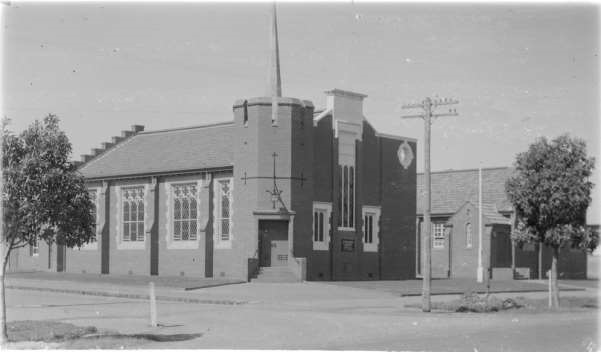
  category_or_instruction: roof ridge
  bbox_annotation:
[417,166,511,175]
[140,121,234,135]
[79,136,138,172]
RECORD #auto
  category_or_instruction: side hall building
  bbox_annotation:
[416,167,588,280]
[9,90,418,282]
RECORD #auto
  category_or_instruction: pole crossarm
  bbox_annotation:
[432,111,458,118]
[401,114,424,119]
[431,98,459,107]
[401,102,425,109]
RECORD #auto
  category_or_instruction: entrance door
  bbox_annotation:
[491,228,512,268]
[258,220,289,267]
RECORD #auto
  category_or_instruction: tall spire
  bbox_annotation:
[268,1,282,98]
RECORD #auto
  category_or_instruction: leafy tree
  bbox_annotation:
[0,115,96,344]
[506,134,597,309]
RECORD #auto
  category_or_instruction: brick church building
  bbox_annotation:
[8,6,418,281]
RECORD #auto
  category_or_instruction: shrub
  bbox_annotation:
[451,292,523,313]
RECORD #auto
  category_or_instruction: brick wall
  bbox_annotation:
[379,136,416,280]
[229,97,314,280]
[447,203,491,279]
[8,241,55,272]
[310,117,416,280]
[157,174,210,277]
[66,180,104,274]
[309,115,335,280]
[290,100,315,274]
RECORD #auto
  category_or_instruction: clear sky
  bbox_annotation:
[2,2,600,222]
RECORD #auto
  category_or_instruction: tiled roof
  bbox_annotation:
[417,167,514,215]
[481,203,512,225]
[79,122,234,179]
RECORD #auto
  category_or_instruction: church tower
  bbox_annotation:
[217,2,314,279]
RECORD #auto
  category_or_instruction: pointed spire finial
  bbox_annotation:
[268,1,282,98]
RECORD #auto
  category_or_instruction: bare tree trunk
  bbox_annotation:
[0,128,6,346]
[551,246,560,309]
[0,241,8,345]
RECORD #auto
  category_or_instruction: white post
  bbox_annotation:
[149,282,157,327]
[548,270,552,308]
[477,165,484,283]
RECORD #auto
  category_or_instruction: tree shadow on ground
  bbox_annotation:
[82,332,202,342]
[7,320,202,349]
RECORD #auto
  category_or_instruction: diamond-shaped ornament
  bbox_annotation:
[397,141,414,169]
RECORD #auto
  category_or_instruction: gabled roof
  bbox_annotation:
[481,203,512,225]
[417,167,514,215]
[452,201,512,225]
[79,122,234,179]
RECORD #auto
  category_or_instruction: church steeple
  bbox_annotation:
[268,1,282,98]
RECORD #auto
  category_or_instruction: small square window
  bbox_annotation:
[432,223,445,249]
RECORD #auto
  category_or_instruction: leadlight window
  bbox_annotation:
[172,183,198,241]
[364,213,374,244]
[122,187,145,242]
[362,206,380,252]
[466,222,473,248]
[314,209,326,243]
[432,223,445,249]
[338,165,355,229]
[215,178,232,242]
[312,202,332,251]
[89,189,97,243]
[243,100,248,126]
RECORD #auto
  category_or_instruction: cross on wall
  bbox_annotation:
[241,152,308,210]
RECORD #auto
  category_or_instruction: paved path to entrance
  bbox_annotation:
[6,272,248,305]
[7,271,244,289]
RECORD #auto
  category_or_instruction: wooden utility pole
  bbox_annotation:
[478,164,484,283]
[402,97,458,312]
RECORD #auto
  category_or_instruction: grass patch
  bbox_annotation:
[439,292,523,313]
[61,333,203,349]
[518,296,598,311]
[405,292,598,313]
[8,320,97,342]
[59,336,147,349]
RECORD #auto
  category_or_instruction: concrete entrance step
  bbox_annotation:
[514,267,531,280]
[492,267,513,280]
[253,266,298,283]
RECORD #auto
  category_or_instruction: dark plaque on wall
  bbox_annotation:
[341,239,355,252]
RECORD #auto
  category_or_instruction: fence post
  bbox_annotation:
[547,270,552,308]
[149,282,157,327]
